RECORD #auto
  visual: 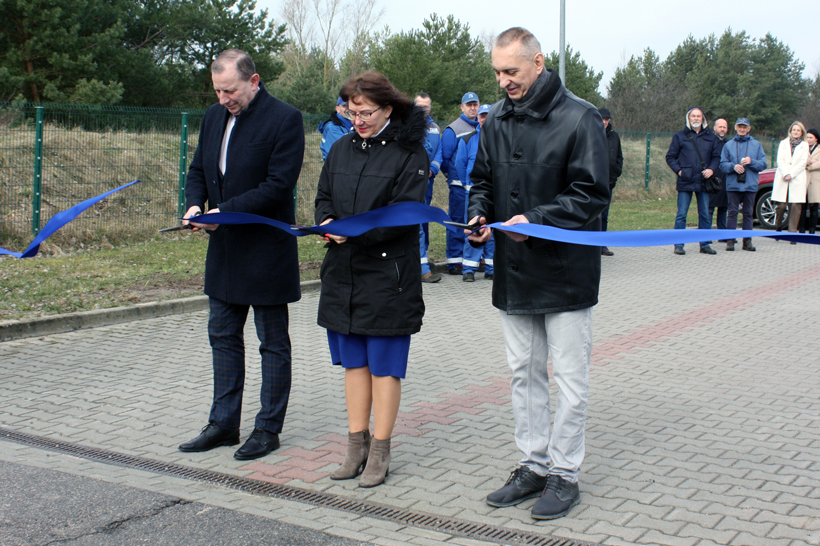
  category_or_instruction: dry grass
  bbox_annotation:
[0,122,326,254]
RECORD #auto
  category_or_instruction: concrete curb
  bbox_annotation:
[0,260,452,343]
[0,280,323,343]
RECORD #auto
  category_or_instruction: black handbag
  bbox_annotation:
[686,133,720,193]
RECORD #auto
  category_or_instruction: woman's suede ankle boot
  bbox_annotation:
[359,437,390,488]
[330,430,371,480]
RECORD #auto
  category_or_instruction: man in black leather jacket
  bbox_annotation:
[467,27,609,520]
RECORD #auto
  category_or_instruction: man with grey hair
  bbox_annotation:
[180,49,305,461]
[666,106,721,255]
[467,27,609,520]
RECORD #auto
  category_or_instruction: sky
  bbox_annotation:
[256,0,820,96]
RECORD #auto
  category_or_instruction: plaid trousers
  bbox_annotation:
[207,297,291,433]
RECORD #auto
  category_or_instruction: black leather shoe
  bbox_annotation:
[234,427,280,460]
[674,246,685,255]
[531,474,580,520]
[699,246,717,255]
[463,273,475,282]
[484,273,494,280]
[486,467,547,507]
[448,265,463,275]
[179,423,240,453]
[601,246,614,256]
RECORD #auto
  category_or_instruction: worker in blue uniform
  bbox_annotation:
[455,103,494,282]
[318,97,354,161]
[439,92,480,275]
[415,93,443,283]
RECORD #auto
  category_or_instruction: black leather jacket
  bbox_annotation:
[468,69,610,314]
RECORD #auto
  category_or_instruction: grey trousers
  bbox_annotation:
[499,307,593,482]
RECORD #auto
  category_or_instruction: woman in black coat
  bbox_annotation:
[314,71,429,488]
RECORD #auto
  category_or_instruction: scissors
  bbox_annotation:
[443,220,486,231]
[159,211,201,232]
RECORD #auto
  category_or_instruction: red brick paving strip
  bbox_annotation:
[241,265,820,484]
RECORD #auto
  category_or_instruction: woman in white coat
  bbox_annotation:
[772,121,809,233]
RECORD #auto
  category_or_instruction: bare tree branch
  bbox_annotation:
[281,0,313,52]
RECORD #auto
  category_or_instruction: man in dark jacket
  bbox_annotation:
[179,49,305,461]
[467,27,609,521]
[598,108,623,257]
[666,106,721,255]
[709,118,729,237]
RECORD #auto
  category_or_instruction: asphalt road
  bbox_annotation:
[0,461,367,546]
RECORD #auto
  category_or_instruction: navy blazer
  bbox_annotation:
[186,83,305,306]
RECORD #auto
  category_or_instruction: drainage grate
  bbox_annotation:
[1,427,602,546]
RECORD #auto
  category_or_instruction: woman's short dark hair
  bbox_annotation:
[340,71,412,119]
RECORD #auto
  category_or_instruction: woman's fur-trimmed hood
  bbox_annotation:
[379,105,427,151]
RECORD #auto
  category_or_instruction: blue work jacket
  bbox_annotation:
[454,125,481,187]
[423,116,442,178]
[318,112,354,161]
[440,114,480,182]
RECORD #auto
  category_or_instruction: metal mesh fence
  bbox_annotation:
[0,102,207,244]
[0,102,782,250]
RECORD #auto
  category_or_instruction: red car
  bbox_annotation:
[752,168,780,229]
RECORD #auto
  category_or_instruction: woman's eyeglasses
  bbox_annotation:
[343,107,381,121]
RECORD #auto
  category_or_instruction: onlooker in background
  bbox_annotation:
[598,108,623,257]
[772,121,809,237]
[719,118,767,251]
[318,97,354,161]
[440,92,481,274]
[709,119,729,236]
[456,103,494,282]
[801,128,820,234]
[666,106,721,255]
[180,49,304,461]
[415,92,443,283]
[314,71,429,488]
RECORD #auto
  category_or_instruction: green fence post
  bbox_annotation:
[771,138,776,169]
[644,132,651,190]
[178,112,189,217]
[31,106,44,235]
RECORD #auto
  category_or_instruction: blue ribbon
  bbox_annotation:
[193,201,820,246]
[193,202,456,238]
[0,180,140,258]
[4,195,818,259]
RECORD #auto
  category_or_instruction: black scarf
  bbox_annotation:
[512,69,550,114]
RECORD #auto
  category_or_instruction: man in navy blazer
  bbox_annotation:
[179,49,305,460]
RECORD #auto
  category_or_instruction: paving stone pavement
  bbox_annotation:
[2,238,820,545]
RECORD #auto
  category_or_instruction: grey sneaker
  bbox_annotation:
[486,467,546,507]
[531,474,580,520]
